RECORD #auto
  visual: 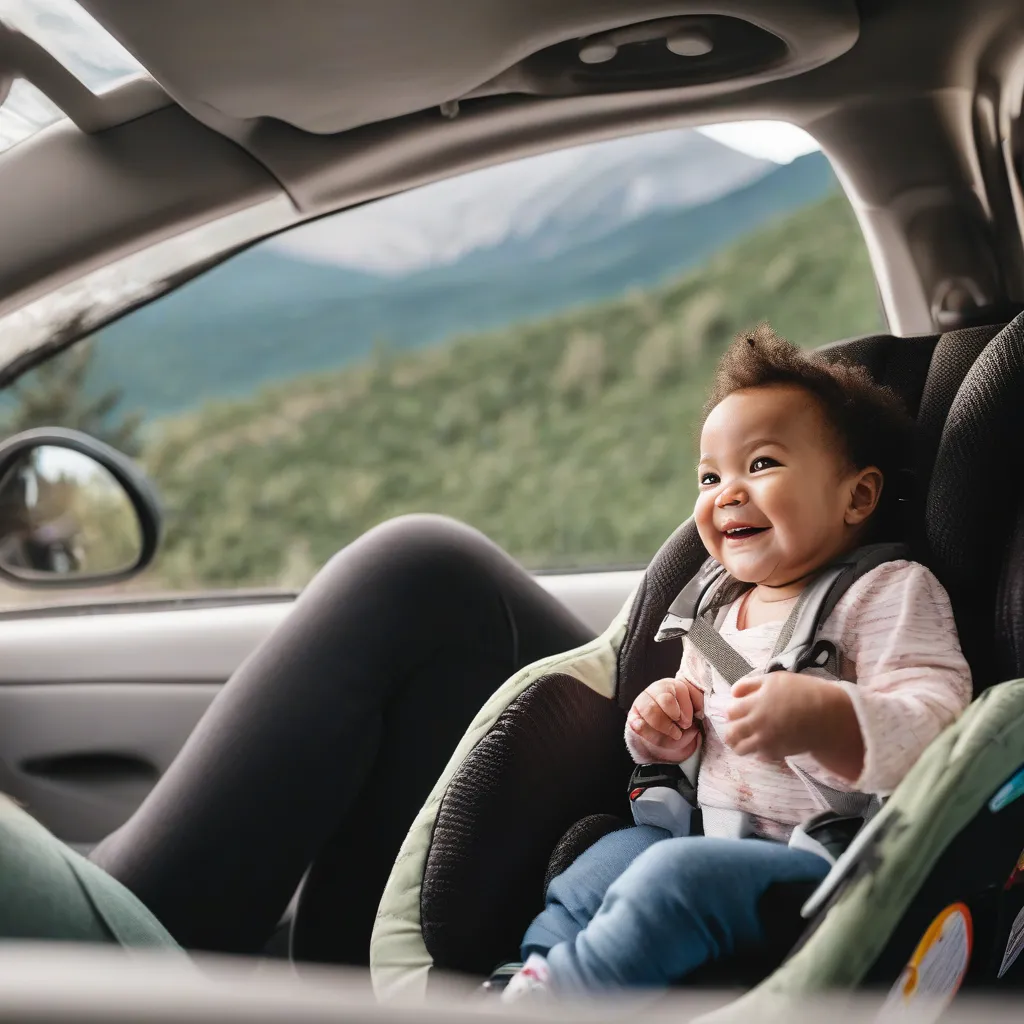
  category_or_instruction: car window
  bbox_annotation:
[0,121,884,607]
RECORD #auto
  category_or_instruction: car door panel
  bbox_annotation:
[0,683,220,844]
[0,570,641,842]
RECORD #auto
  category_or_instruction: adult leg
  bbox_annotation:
[521,825,669,960]
[90,515,594,959]
[545,837,830,994]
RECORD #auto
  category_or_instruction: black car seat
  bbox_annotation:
[370,318,1024,1011]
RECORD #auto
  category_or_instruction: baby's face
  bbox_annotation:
[695,384,876,587]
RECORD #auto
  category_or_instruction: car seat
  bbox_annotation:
[370,317,1024,1014]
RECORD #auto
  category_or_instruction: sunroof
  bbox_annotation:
[0,0,148,154]
[0,0,145,94]
[0,78,64,154]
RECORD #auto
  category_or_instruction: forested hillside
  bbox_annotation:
[137,191,882,589]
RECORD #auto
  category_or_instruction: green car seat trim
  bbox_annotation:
[370,583,638,1000]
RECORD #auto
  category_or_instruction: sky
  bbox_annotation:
[696,121,819,164]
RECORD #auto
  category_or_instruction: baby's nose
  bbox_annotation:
[716,484,746,507]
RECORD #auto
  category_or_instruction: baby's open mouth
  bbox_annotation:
[722,526,769,539]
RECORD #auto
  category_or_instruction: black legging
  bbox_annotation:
[89,515,594,964]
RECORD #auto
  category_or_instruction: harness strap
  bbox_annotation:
[686,615,754,685]
[683,578,873,836]
[768,574,824,661]
[688,569,831,688]
[791,764,881,819]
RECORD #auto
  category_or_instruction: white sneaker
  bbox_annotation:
[500,953,551,1004]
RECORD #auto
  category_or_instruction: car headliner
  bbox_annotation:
[0,0,1021,382]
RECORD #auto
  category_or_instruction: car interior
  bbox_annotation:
[0,0,1023,1020]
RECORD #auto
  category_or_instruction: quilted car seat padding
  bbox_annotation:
[818,331,939,418]
[915,324,1005,475]
[421,673,632,975]
[928,312,1024,688]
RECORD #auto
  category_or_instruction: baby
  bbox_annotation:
[503,324,972,999]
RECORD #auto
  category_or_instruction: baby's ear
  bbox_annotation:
[846,467,883,526]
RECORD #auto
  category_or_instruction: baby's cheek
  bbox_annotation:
[692,497,719,549]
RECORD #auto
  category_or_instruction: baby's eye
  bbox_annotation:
[750,456,779,473]
[699,471,719,487]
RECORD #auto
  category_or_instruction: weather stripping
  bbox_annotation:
[0,195,298,386]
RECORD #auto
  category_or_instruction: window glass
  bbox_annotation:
[0,0,149,155]
[0,121,884,606]
[0,0,145,93]
[0,79,64,154]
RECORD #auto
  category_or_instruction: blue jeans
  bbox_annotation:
[521,825,830,993]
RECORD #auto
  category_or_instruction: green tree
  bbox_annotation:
[4,339,143,456]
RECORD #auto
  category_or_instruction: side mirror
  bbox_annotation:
[0,428,161,588]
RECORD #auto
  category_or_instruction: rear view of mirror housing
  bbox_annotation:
[0,427,162,588]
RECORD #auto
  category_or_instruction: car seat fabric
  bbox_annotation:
[371,608,634,997]
[818,331,939,418]
[925,312,1024,689]
[369,326,1014,1000]
[914,323,1006,478]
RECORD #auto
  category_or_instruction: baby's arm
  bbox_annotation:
[786,561,972,794]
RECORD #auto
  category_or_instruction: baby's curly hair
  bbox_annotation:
[702,322,916,541]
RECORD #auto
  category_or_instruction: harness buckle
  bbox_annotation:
[628,763,696,837]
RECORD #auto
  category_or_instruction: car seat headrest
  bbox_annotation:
[927,311,1024,685]
[615,519,707,711]
[916,324,1009,475]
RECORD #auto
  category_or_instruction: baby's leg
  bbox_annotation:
[546,836,830,993]
[520,825,668,959]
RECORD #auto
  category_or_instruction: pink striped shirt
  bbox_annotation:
[626,560,972,839]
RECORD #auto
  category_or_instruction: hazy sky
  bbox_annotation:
[696,122,819,163]
[267,119,823,270]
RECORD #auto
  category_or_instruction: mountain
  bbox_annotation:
[270,129,772,274]
[84,151,839,417]
[142,190,884,589]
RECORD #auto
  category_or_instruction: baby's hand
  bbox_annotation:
[724,672,864,780]
[628,678,704,763]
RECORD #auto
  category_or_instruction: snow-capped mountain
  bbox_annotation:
[270,129,772,274]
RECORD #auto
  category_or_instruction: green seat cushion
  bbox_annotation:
[0,794,182,952]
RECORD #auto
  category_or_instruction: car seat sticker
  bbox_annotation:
[1004,848,1024,891]
[988,765,1024,813]
[878,903,972,1021]
[998,905,1024,979]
